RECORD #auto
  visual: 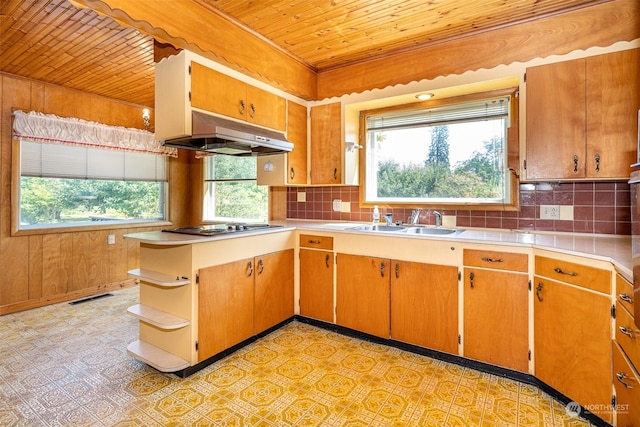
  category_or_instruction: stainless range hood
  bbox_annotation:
[161,111,293,156]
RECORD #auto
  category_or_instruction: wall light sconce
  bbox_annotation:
[142,108,151,129]
[415,92,434,101]
[263,160,274,172]
[345,141,363,152]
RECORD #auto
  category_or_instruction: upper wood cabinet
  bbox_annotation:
[286,101,308,185]
[311,102,343,184]
[525,48,639,181]
[155,50,287,142]
[191,62,286,132]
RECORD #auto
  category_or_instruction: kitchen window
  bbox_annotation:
[18,142,167,229]
[203,155,268,222]
[361,89,518,209]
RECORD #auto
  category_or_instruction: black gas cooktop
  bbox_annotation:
[162,223,282,237]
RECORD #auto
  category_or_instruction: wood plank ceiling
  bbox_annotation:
[0,0,609,107]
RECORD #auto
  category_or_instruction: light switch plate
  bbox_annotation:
[341,201,351,213]
[332,199,342,212]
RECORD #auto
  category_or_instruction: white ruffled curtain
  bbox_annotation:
[12,110,177,158]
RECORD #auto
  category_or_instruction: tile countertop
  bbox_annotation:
[124,220,632,281]
[279,219,633,281]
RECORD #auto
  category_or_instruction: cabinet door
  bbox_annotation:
[190,62,246,121]
[246,85,286,131]
[299,249,334,322]
[534,276,611,423]
[198,258,254,362]
[586,48,640,178]
[310,102,342,184]
[525,59,586,180]
[463,268,528,371]
[254,249,294,333]
[287,101,308,185]
[336,253,390,338]
[391,261,458,354]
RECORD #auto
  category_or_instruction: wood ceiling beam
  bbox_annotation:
[316,0,640,100]
[69,0,317,101]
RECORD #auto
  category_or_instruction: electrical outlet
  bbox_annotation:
[107,234,115,245]
[332,199,342,212]
[297,192,306,202]
[540,205,560,220]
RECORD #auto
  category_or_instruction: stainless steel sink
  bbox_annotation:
[405,226,464,235]
[349,224,407,232]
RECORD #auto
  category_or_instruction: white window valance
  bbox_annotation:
[12,110,177,158]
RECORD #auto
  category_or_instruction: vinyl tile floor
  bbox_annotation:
[0,286,596,427]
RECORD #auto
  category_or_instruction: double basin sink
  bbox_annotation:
[349,224,464,236]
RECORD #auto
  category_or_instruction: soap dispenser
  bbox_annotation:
[372,205,380,224]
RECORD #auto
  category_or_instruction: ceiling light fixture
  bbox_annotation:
[415,92,434,101]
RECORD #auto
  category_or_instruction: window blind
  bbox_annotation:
[366,97,510,132]
[20,141,167,181]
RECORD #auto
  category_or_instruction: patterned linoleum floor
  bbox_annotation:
[0,286,595,427]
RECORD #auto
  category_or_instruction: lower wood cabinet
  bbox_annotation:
[534,275,612,423]
[254,249,295,333]
[198,249,294,362]
[463,268,529,371]
[463,249,529,372]
[198,258,254,362]
[299,248,334,322]
[391,261,458,354]
[336,253,390,338]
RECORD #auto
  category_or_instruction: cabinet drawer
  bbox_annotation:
[613,342,640,426]
[300,234,333,250]
[463,249,527,272]
[616,304,640,371]
[535,256,611,294]
[617,273,635,315]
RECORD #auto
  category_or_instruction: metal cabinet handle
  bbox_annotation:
[594,154,600,172]
[481,257,503,263]
[616,372,634,389]
[239,99,245,115]
[333,168,337,181]
[307,239,321,244]
[247,261,253,276]
[573,155,579,173]
[395,263,399,279]
[250,103,256,118]
[619,325,638,338]
[258,259,264,274]
[536,282,543,302]
[380,262,385,278]
[469,271,475,288]
[619,293,633,304]
[290,167,295,180]
[325,254,330,268]
[553,267,577,277]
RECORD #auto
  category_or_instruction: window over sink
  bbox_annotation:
[360,89,519,210]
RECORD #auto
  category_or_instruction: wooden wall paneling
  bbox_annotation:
[71,231,91,292]
[0,237,29,305]
[109,229,129,283]
[42,234,69,297]
[316,0,640,100]
[28,235,43,300]
[90,230,110,288]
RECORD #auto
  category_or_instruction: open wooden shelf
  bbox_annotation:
[127,268,190,287]
[127,340,190,373]
[127,304,189,330]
